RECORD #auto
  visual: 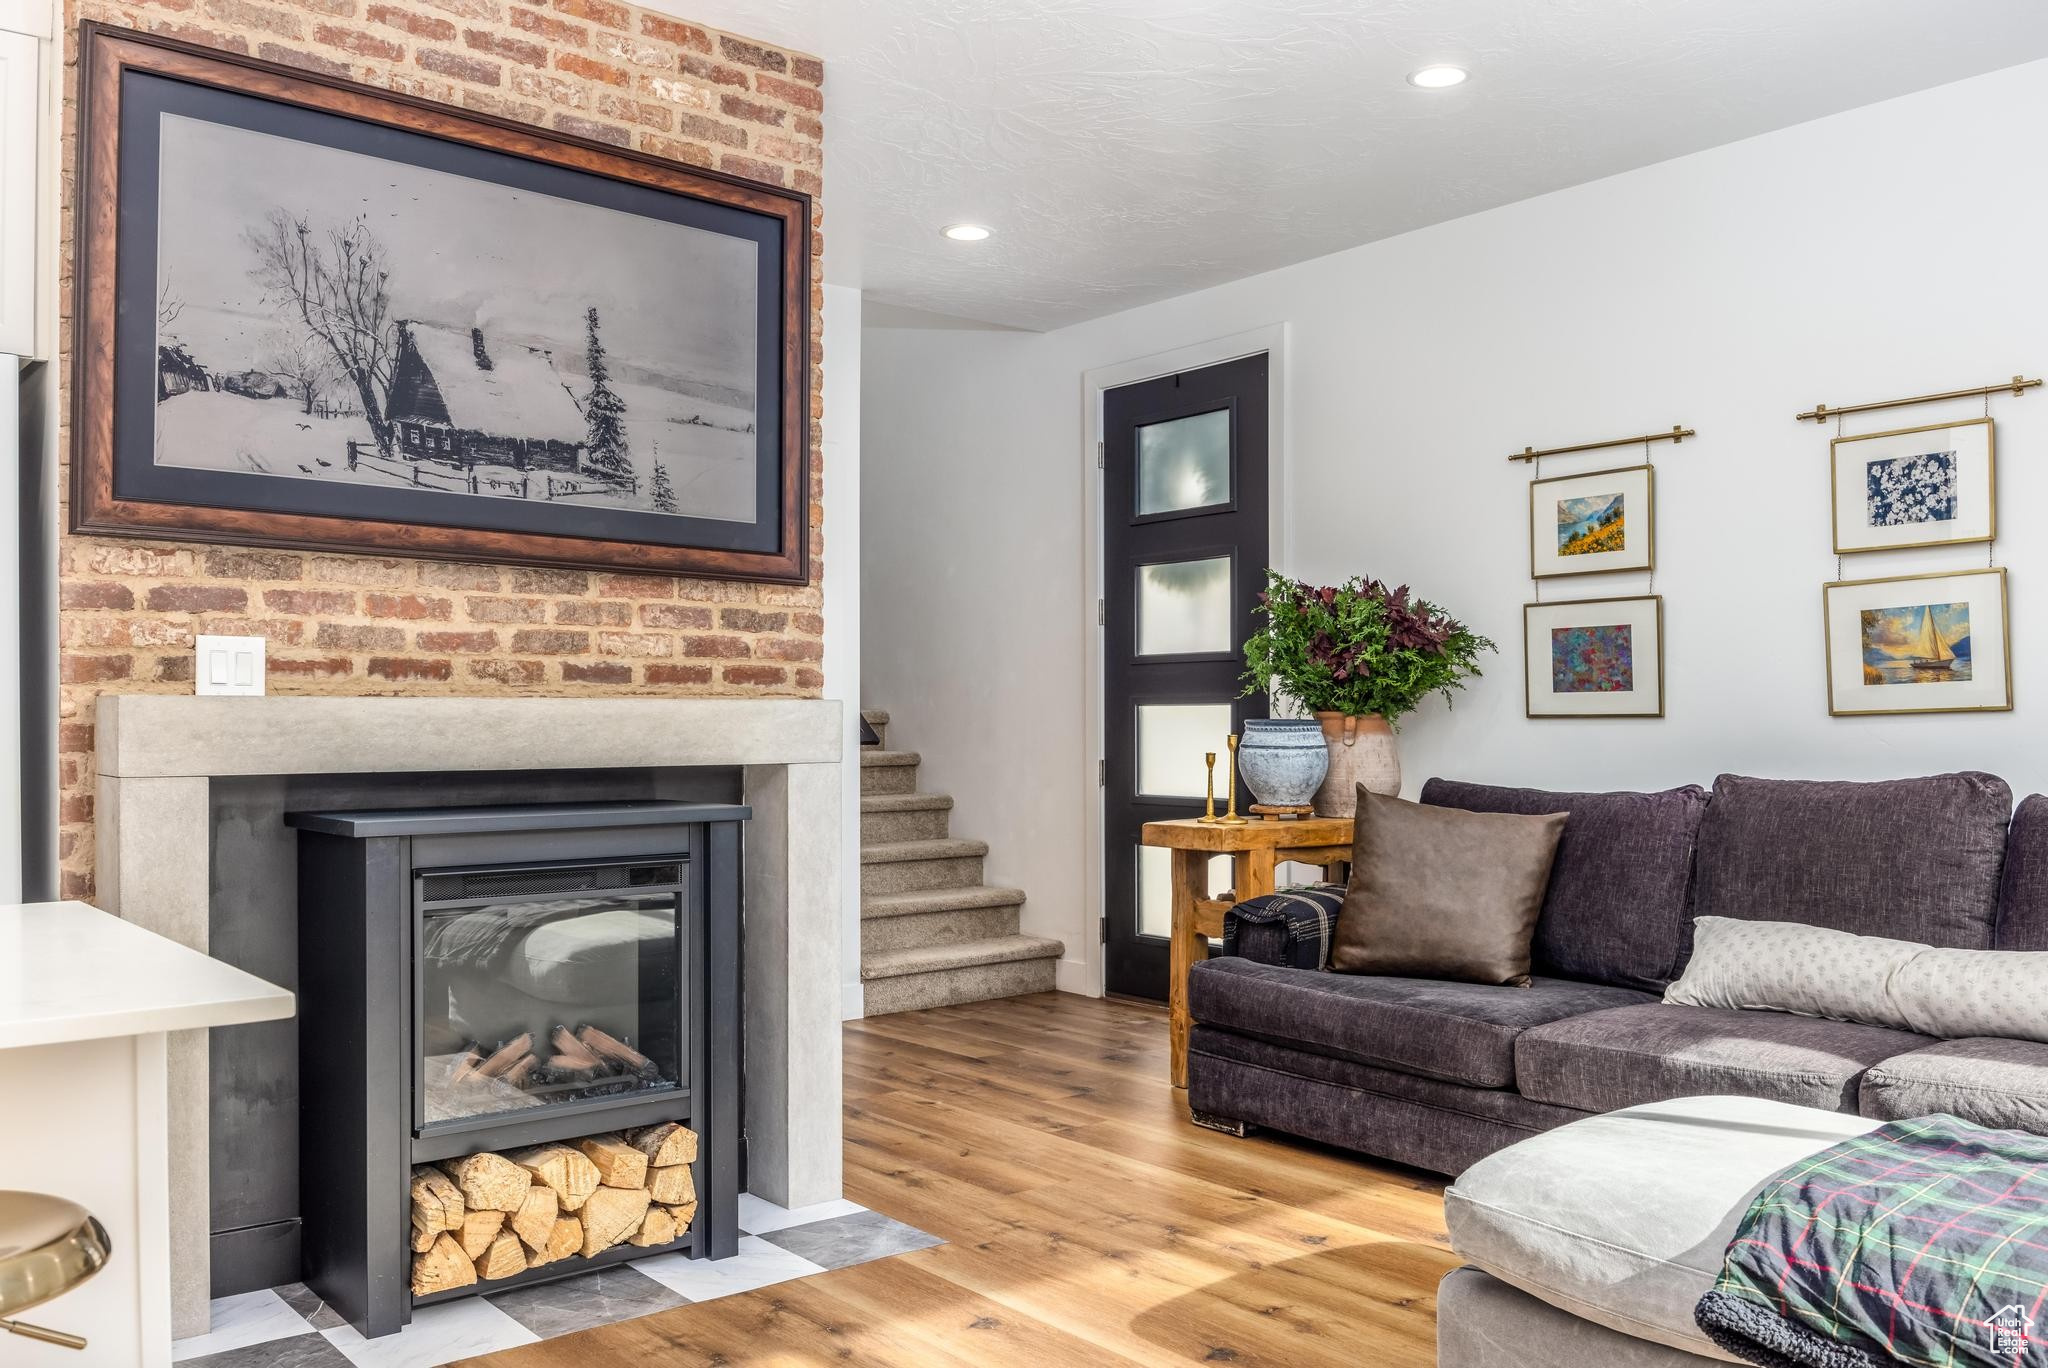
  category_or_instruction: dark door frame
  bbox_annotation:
[1083,328,1285,1001]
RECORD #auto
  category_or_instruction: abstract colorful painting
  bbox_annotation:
[1551,624,1634,693]
[1865,451,1958,528]
[1556,492,1625,556]
[1859,601,1972,686]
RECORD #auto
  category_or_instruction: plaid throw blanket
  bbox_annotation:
[1697,1114,2048,1368]
[1219,883,1343,970]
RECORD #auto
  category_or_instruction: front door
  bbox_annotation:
[1102,354,1269,1000]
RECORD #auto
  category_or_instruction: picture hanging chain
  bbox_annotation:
[1531,454,1544,602]
[1835,412,1844,581]
[1643,437,1655,598]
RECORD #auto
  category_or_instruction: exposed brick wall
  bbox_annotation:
[54,0,827,898]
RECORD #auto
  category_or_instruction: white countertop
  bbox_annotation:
[0,902,294,1049]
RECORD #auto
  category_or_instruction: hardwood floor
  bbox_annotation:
[460,993,1456,1366]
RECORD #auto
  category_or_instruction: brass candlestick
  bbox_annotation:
[1220,734,1248,825]
[1198,752,1220,823]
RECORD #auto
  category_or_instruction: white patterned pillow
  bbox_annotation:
[1665,917,2048,1044]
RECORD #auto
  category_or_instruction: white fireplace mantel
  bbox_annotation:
[93,694,845,1337]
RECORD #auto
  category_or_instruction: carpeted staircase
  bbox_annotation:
[858,709,1064,1014]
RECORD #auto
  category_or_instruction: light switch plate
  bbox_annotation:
[195,634,266,696]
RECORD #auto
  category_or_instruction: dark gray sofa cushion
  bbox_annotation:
[1860,1037,2048,1133]
[1420,778,1708,992]
[1690,772,2011,954]
[1187,956,1654,1089]
[1187,1025,1588,1175]
[1515,1003,1935,1113]
[1997,795,2048,950]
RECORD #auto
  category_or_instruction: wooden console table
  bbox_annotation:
[1140,816,1353,1088]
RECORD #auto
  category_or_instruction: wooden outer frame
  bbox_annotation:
[71,22,813,582]
[1828,416,1996,557]
[1821,565,2012,717]
[1526,462,1656,581]
[1521,593,1665,719]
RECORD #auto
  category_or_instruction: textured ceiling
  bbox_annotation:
[663,0,2048,331]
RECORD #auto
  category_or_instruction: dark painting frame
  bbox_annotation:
[73,23,812,582]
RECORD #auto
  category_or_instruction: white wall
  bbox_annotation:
[820,282,863,1018]
[862,59,2048,989]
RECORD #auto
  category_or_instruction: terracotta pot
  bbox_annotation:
[1312,712,1400,818]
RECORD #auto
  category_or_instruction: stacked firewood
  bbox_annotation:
[409,1122,699,1295]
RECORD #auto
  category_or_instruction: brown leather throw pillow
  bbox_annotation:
[1331,786,1568,986]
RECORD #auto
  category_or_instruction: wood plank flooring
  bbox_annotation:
[458,993,1455,1367]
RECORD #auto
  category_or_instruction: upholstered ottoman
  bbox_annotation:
[1437,1095,1879,1366]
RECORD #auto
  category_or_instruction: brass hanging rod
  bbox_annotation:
[1508,425,1693,464]
[1797,375,2040,423]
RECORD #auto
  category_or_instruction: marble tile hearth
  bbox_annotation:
[171,1195,941,1368]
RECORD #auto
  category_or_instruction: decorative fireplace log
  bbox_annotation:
[575,1134,649,1190]
[647,1164,695,1207]
[629,1206,676,1248]
[409,1167,463,1254]
[627,1122,697,1169]
[456,1211,504,1261]
[510,1185,557,1251]
[477,1232,528,1280]
[578,1186,651,1257]
[509,1144,600,1212]
[440,1152,530,1213]
[411,1234,477,1296]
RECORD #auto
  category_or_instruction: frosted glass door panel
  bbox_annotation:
[1136,409,1231,516]
[1136,703,1232,798]
[1137,556,1232,657]
[1137,846,1232,939]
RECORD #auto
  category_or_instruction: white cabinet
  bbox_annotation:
[0,27,37,357]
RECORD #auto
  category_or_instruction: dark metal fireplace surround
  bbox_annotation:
[287,800,744,1338]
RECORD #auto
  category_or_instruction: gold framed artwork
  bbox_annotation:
[1523,595,1664,719]
[1528,464,1654,579]
[1830,417,1995,554]
[1823,567,2011,716]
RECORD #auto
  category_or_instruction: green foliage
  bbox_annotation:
[1241,570,1494,725]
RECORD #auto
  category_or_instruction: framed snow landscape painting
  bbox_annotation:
[71,24,812,581]
[1829,417,1994,556]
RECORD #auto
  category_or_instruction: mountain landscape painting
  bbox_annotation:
[1557,492,1624,556]
[150,112,761,524]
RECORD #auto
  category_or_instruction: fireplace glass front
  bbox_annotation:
[416,858,686,1130]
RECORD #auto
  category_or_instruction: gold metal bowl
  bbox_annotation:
[0,1192,111,1350]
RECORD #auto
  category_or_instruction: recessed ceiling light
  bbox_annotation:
[1407,64,1468,89]
[942,223,993,242]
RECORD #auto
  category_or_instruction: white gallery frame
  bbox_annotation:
[1079,322,1290,996]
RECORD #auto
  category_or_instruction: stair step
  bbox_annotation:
[860,838,988,864]
[861,903,1021,955]
[861,934,1065,981]
[861,709,890,727]
[859,749,919,795]
[859,935,1065,1015]
[861,884,1027,920]
[860,839,986,896]
[861,792,954,843]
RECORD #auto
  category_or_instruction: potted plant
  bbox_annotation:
[1241,571,1495,816]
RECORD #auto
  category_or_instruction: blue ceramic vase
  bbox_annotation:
[1236,719,1330,808]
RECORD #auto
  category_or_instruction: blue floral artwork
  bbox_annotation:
[1551,624,1633,693]
[1866,450,1958,528]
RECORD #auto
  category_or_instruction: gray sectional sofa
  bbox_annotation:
[1185,770,2048,1175]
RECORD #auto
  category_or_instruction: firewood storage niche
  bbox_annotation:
[287,799,744,1338]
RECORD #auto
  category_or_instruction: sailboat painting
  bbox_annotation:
[1861,602,1972,685]
[1825,568,2009,716]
